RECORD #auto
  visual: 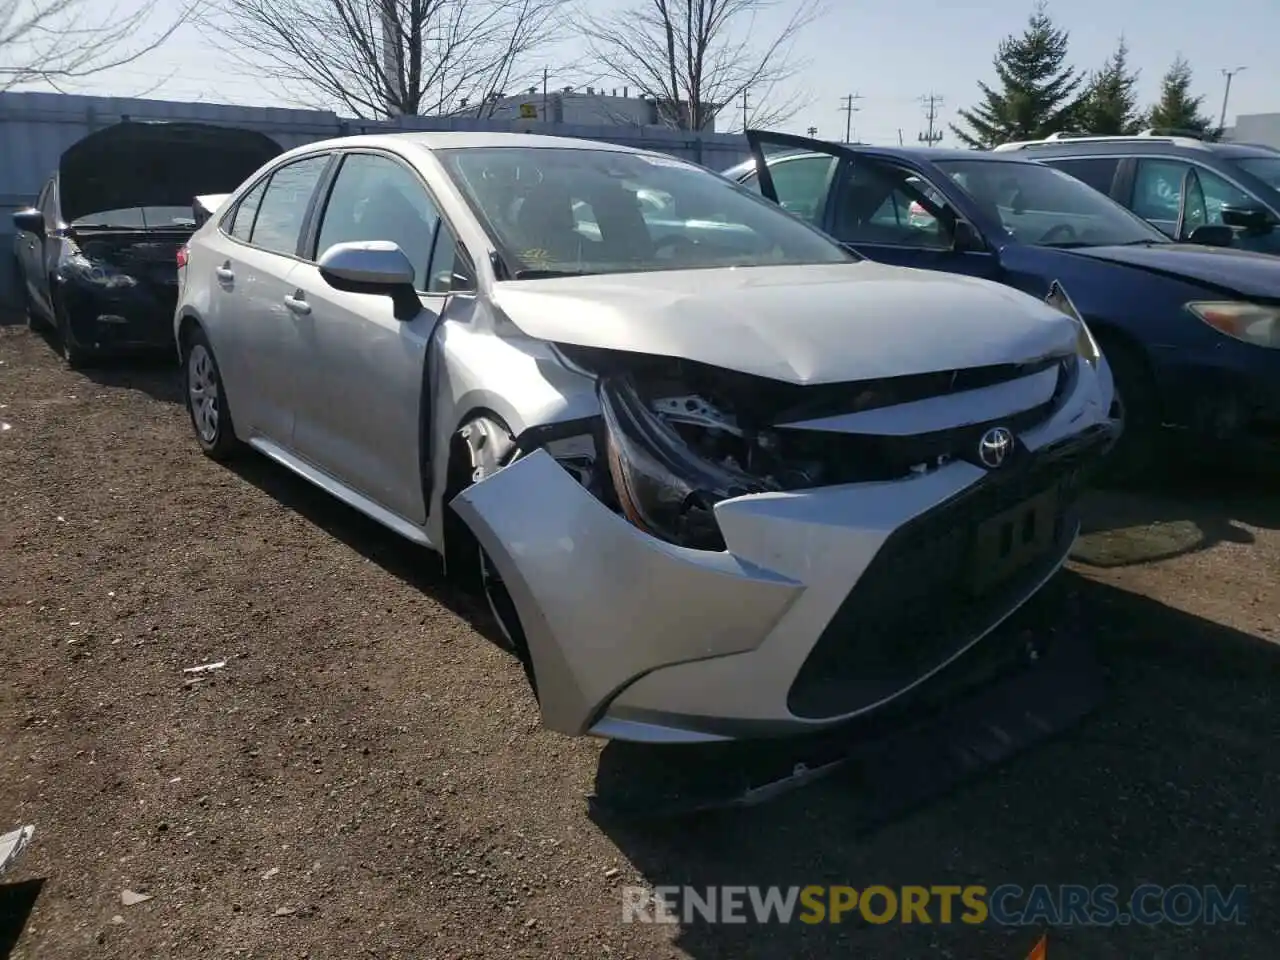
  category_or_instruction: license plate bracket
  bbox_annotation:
[968,487,1060,593]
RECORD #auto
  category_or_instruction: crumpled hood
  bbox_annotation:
[491,261,1079,384]
[1070,242,1280,301]
[59,121,282,224]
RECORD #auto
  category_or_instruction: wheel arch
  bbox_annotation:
[1088,319,1161,417]
[441,406,518,571]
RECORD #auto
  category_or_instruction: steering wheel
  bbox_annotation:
[653,235,698,260]
[1039,223,1078,244]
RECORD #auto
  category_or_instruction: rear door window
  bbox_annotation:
[227,179,268,242]
[249,155,331,256]
[1041,157,1121,196]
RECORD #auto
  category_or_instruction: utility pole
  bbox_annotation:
[741,88,749,131]
[918,93,944,146]
[1218,66,1247,134]
[542,66,549,122]
[897,128,904,146]
[839,93,862,143]
[806,126,818,137]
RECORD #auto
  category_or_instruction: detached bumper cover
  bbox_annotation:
[453,360,1120,741]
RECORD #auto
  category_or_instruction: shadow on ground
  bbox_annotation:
[221,437,1280,957]
[225,451,509,649]
[0,879,44,959]
[25,323,181,405]
[1073,453,1280,569]
[589,572,1279,959]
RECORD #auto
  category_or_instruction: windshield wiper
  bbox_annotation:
[513,268,591,279]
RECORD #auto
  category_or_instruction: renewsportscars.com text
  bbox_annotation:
[622,884,1248,927]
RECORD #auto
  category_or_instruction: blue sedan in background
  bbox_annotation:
[726,131,1280,475]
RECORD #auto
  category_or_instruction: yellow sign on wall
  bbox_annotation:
[519,103,538,119]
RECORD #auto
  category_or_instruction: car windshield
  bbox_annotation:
[1231,156,1280,191]
[933,159,1170,247]
[436,146,855,277]
[71,206,197,229]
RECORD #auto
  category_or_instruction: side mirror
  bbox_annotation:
[1187,224,1235,247]
[12,208,44,237]
[1220,205,1274,235]
[318,241,419,320]
[1175,167,1208,240]
[952,219,986,253]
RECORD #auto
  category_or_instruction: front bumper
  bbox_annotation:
[56,275,178,353]
[1155,339,1280,445]
[453,359,1120,742]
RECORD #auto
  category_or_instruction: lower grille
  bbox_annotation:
[786,427,1108,720]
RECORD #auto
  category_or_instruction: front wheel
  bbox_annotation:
[52,294,92,368]
[183,328,239,460]
[1095,334,1157,484]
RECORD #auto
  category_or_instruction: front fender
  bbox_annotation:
[450,450,804,734]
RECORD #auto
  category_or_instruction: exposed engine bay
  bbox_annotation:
[516,344,1075,552]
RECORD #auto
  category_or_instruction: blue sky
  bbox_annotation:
[14,0,1279,144]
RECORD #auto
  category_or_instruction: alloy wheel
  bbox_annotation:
[188,344,220,443]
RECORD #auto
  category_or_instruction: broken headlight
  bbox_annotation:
[60,241,137,290]
[1045,280,1100,367]
[598,376,776,552]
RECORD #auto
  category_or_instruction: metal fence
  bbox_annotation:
[0,90,752,309]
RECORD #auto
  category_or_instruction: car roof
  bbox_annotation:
[278,130,665,159]
[722,144,1034,177]
[993,136,1279,160]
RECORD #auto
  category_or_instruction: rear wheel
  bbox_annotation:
[1095,333,1158,484]
[183,327,239,460]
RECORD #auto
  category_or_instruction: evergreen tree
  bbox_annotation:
[1080,37,1146,135]
[1147,56,1215,136]
[951,2,1086,148]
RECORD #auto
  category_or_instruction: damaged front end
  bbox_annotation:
[452,337,1116,741]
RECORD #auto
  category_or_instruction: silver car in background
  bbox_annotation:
[174,132,1120,744]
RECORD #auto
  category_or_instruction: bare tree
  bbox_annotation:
[203,0,570,119]
[1,0,195,92]
[580,0,823,132]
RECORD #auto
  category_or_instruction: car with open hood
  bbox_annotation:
[726,132,1280,473]
[174,131,1118,744]
[11,119,282,365]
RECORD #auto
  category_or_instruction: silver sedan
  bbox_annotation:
[174,131,1120,743]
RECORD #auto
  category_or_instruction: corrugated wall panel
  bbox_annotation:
[1,90,751,310]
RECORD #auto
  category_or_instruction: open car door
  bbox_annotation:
[743,129,999,280]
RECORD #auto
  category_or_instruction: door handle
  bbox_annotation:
[283,292,311,315]
[215,265,235,281]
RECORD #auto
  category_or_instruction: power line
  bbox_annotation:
[918,93,944,146]
[839,94,860,144]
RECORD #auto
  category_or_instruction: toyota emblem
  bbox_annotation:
[977,427,1015,469]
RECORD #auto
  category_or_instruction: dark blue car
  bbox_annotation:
[725,131,1280,471]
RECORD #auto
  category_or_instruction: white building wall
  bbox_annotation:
[1230,113,1280,149]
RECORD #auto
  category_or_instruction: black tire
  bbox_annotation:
[15,264,40,332]
[182,326,239,460]
[443,427,538,696]
[1095,333,1158,485]
[52,293,92,368]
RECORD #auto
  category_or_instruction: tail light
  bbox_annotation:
[176,245,189,269]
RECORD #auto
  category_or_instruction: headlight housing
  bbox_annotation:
[60,240,137,290]
[1044,280,1101,367]
[1186,301,1280,349]
[598,375,773,552]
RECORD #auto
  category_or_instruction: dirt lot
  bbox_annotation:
[1,321,1278,959]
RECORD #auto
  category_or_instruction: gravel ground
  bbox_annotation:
[2,322,1278,959]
